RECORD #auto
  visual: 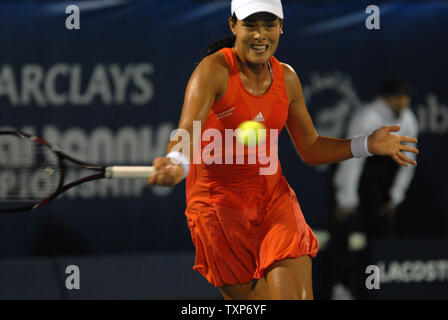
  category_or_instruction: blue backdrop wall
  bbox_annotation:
[0,0,447,257]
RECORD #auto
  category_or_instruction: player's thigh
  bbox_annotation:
[219,278,270,300]
[265,256,314,300]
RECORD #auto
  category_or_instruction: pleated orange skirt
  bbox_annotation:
[185,166,319,287]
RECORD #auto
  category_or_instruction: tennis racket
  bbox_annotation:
[0,131,156,213]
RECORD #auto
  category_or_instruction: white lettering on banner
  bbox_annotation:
[22,64,46,106]
[131,64,154,105]
[0,124,174,198]
[83,64,113,105]
[417,94,448,134]
[109,64,135,105]
[70,64,83,104]
[378,260,448,283]
[46,64,69,105]
[0,65,18,104]
[0,63,154,106]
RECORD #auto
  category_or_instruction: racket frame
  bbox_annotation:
[0,131,120,212]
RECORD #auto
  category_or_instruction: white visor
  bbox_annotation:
[231,0,284,20]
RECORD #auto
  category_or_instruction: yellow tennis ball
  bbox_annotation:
[236,121,267,146]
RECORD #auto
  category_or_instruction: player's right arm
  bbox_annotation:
[147,52,229,186]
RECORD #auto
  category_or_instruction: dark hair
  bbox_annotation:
[378,76,413,96]
[204,14,237,57]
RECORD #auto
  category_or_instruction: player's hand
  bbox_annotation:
[367,125,419,167]
[147,157,184,187]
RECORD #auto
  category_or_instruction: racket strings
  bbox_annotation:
[0,139,62,209]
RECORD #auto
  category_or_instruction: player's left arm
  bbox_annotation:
[282,63,419,166]
[283,63,353,165]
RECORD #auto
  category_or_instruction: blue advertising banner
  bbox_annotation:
[368,238,448,299]
[0,0,447,256]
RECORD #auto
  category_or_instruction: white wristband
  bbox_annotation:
[351,135,373,158]
[166,151,190,179]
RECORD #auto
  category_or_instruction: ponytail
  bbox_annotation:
[204,35,236,56]
[203,14,237,57]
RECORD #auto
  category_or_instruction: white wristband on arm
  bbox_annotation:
[166,151,190,179]
[350,135,373,158]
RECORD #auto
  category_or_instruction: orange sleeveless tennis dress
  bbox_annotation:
[185,47,318,287]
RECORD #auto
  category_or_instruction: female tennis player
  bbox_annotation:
[147,0,418,300]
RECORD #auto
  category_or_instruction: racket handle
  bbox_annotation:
[105,166,155,179]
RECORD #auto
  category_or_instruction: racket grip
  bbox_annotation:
[105,166,155,179]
